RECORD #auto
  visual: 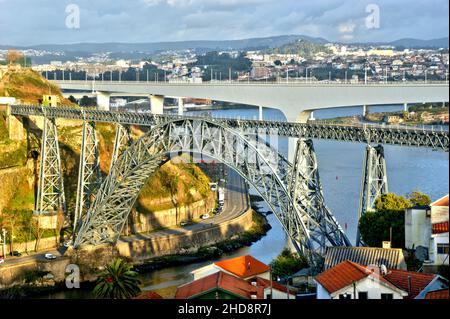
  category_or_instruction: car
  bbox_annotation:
[44,253,57,260]
[180,220,190,226]
[209,183,218,191]
[0,257,4,264]
[10,251,21,257]
[201,214,210,220]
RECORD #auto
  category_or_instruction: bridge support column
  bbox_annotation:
[363,105,368,117]
[258,106,263,121]
[35,115,67,217]
[356,144,389,246]
[74,121,102,231]
[403,103,408,112]
[96,91,111,111]
[289,139,351,267]
[149,95,164,115]
[178,98,184,116]
[110,124,133,171]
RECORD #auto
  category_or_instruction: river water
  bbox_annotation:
[45,104,449,299]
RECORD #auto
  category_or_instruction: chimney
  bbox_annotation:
[250,293,258,299]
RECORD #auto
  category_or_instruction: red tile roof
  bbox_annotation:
[175,271,264,299]
[384,270,436,299]
[214,255,270,279]
[431,195,449,207]
[432,221,449,234]
[252,277,296,295]
[315,260,398,294]
[133,291,163,299]
[425,289,449,299]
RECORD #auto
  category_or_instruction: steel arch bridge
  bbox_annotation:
[73,118,351,268]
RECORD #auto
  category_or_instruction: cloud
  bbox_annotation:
[0,0,448,46]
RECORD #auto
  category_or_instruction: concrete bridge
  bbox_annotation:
[53,80,449,122]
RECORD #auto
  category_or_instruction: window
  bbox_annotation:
[339,293,352,300]
[381,293,393,300]
[358,292,368,300]
[437,244,449,255]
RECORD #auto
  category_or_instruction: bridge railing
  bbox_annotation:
[51,79,450,87]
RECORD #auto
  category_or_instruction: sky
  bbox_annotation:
[0,0,448,46]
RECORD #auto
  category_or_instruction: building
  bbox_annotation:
[191,255,271,281]
[42,95,60,107]
[175,271,264,299]
[249,277,296,299]
[315,260,408,299]
[315,260,448,299]
[323,246,407,271]
[405,194,449,269]
[133,291,164,299]
[383,269,448,299]
[425,289,449,299]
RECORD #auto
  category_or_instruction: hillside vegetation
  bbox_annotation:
[267,40,332,58]
[0,66,74,105]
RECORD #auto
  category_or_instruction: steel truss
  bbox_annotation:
[289,139,352,266]
[72,119,349,269]
[35,115,67,215]
[74,121,102,230]
[10,105,449,151]
[356,144,389,246]
[110,124,133,171]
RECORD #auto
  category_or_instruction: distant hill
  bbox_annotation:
[387,37,449,49]
[0,35,329,54]
[266,39,332,58]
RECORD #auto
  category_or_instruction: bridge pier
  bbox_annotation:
[403,103,408,112]
[35,115,67,217]
[178,98,184,116]
[289,138,352,267]
[74,121,102,231]
[149,95,164,115]
[363,105,369,117]
[356,144,389,246]
[258,106,263,121]
[96,91,111,111]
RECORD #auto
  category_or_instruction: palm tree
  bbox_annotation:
[93,258,141,299]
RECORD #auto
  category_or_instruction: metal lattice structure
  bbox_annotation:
[72,118,350,269]
[35,115,67,215]
[74,121,102,230]
[10,105,449,151]
[356,144,389,246]
[110,124,133,171]
[289,139,352,263]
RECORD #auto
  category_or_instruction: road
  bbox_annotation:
[119,166,250,242]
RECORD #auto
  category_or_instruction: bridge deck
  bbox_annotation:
[10,105,449,151]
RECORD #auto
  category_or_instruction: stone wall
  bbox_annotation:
[132,197,215,233]
[116,208,254,260]
[5,235,60,255]
[0,256,71,289]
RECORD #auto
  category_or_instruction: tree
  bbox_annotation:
[273,60,282,66]
[79,95,97,107]
[93,259,141,299]
[68,95,78,104]
[407,191,431,207]
[359,193,414,248]
[269,248,308,280]
[6,50,23,65]
[374,193,412,212]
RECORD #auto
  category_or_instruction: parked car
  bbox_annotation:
[180,220,190,226]
[201,214,210,220]
[44,253,57,260]
[10,251,21,257]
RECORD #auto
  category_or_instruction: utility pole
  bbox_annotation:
[229,67,231,83]
[1,228,6,258]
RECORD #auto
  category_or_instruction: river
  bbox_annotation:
[44,104,449,299]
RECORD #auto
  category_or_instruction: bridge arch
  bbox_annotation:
[73,119,314,250]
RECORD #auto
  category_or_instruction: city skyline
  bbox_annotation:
[0,0,449,46]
